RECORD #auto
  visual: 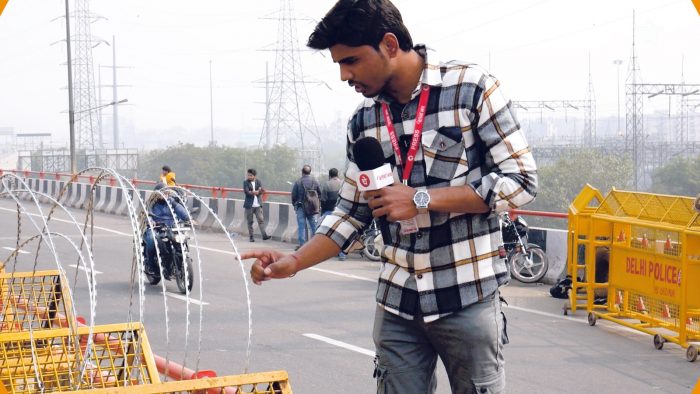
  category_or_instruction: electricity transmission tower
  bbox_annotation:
[625,10,644,190]
[258,0,323,171]
[71,0,105,153]
[625,12,700,189]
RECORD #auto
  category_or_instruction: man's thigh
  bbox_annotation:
[372,306,437,394]
[254,207,265,222]
[427,292,507,394]
[245,208,253,222]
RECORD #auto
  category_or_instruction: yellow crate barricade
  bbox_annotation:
[566,185,700,361]
[0,270,294,393]
[0,323,160,393]
[0,270,75,334]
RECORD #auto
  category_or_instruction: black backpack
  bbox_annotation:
[302,183,321,216]
[549,275,573,299]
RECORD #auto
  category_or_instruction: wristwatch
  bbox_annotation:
[413,190,431,213]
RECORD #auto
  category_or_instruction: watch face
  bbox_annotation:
[414,191,430,207]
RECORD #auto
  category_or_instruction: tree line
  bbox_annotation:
[138,144,698,225]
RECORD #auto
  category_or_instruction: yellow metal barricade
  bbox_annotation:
[72,371,293,394]
[566,185,700,361]
[0,322,160,393]
[0,270,75,334]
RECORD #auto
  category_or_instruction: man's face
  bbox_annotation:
[330,43,392,98]
[162,170,168,176]
[247,173,255,181]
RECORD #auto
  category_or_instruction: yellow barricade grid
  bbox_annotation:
[0,324,158,393]
[0,271,74,333]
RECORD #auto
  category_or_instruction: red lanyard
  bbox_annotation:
[381,84,430,184]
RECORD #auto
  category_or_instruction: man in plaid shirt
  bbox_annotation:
[243,0,537,392]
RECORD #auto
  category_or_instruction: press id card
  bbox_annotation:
[399,216,419,235]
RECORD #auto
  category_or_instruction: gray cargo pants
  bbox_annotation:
[245,206,267,238]
[372,291,508,394]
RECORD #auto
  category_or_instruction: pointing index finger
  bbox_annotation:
[239,249,271,260]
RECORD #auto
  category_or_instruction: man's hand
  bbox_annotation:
[364,183,417,222]
[241,250,299,285]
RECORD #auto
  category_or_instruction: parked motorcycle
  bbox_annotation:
[499,213,548,283]
[144,222,195,294]
[361,220,382,261]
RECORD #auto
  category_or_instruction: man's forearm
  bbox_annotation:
[291,234,343,272]
[428,185,490,214]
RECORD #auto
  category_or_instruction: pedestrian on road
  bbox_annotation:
[291,165,321,249]
[320,168,346,260]
[243,168,271,242]
[242,1,537,393]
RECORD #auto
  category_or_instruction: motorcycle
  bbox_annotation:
[143,222,195,294]
[499,213,548,283]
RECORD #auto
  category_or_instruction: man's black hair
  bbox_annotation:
[329,168,339,178]
[302,165,312,175]
[307,0,413,51]
[247,168,256,176]
[162,165,171,172]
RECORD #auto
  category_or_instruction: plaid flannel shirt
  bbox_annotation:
[316,45,537,322]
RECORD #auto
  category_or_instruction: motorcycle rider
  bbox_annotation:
[143,182,189,277]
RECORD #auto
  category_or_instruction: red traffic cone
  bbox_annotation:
[664,235,672,251]
[617,230,626,242]
[663,304,671,318]
[641,234,649,248]
[637,296,647,312]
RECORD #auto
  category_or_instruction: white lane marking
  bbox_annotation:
[307,267,375,283]
[505,305,648,337]
[505,305,585,323]
[68,264,103,275]
[303,333,375,357]
[0,207,132,236]
[162,291,209,306]
[2,246,29,254]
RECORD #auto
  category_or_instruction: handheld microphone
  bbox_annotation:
[352,137,395,192]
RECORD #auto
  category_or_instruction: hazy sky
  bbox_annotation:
[0,0,698,148]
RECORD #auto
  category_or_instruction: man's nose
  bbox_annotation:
[339,66,352,82]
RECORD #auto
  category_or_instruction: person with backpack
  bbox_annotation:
[320,168,346,260]
[291,165,321,249]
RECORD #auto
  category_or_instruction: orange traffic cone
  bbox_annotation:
[641,234,649,248]
[664,235,672,251]
[617,230,626,242]
[637,296,647,313]
[663,304,671,318]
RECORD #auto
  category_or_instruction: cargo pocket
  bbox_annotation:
[473,370,505,394]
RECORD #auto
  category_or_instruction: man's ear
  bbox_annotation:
[381,33,400,58]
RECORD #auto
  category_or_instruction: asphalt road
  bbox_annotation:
[0,198,698,393]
